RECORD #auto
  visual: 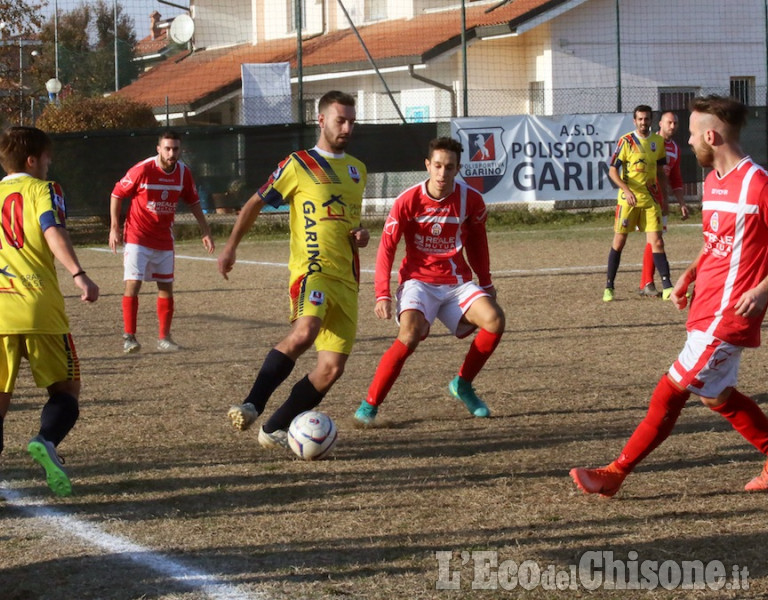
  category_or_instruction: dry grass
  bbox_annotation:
[2,222,767,599]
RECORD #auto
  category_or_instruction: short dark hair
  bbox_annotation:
[318,91,356,114]
[158,130,181,144]
[633,105,653,119]
[689,95,748,130]
[0,126,52,174]
[428,137,463,162]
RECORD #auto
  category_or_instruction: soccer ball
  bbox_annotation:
[288,410,338,460]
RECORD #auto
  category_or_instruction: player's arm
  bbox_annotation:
[189,202,215,254]
[464,204,495,297]
[670,246,703,310]
[217,192,266,279]
[373,211,402,320]
[656,160,669,208]
[609,163,635,206]
[44,226,99,302]
[108,194,123,253]
[669,159,689,220]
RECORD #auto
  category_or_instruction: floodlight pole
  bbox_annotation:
[54,0,59,83]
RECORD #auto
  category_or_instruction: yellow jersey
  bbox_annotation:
[610,131,666,208]
[0,173,70,334]
[259,147,367,288]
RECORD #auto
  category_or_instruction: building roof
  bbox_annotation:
[116,0,572,113]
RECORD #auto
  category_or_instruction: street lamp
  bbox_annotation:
[46,78,62,103]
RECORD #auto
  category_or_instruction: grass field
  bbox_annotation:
[3,217,767,599]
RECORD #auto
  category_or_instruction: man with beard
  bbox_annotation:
[221,91,369,450]
[571,95,768,496]
[109,130,214,353]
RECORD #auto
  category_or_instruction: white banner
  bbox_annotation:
[241,62,292,126]
[451,114,635,204]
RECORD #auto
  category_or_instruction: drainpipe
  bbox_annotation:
[408,65,457,118]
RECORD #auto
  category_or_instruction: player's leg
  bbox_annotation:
[643,202,673,299]
[639,243,658,296]
[156,281,179,351]
[27,334,81,497]
[228,315,320,432]
[121,243,145,353]
[152,249,178,351]
[605,206,631,301]
[355,309,427,425]
[704,388,768,491]
[0,334,23,458]
[570,374,689,497]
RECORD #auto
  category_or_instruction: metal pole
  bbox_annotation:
[19,41,23,124]
[54,0,59,83]
[296,0,303,124]
[461,0,468,116]
[114,0,119,91]
[615,0,621,112]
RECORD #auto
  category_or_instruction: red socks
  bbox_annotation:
[458,329,502,383]
[640,243,655,289]
[122,296,138,335]
[711,390,768,454]
[614,375,690,473]
[157,297,174,339]
[366,339,414,406]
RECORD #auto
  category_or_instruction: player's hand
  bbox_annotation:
[484,285,497,300]
[680,204,690,221]
[374,298,392,320]
[202,234,215,254]
[108,229,121,253]
[217,246,236,280]
[734,286,768,318]
[626,192,637,207]
[670,274,693,310]
[75,274,99,303]
[350,227,370,248]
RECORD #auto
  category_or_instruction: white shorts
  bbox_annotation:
[123,243,175,282]
[668,329,743,398]
[395,279,489,339]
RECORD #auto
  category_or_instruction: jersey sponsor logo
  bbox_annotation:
[303,201,323,273]
[414,232,457,254]
[320,194,348,222]
[146,200,177,214]
[455,127,507,193]
[710,188,729,195]
[309,290,325,306]
[348,165,361,183]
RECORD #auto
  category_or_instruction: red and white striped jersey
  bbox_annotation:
[111,156,199,251]
[662,138,684,191]
[688,157,768,347]
[374,180,492,300]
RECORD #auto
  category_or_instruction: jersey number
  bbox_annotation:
[1,192,25,250]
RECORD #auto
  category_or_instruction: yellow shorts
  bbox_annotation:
[0,333,80,394]
[289,272,358,355]
[614,202,663,234]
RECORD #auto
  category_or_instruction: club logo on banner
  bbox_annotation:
[455,128,507,194]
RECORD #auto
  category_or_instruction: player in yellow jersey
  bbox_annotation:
[219,91,369,449]
[0,127,99,496]
[604,105,672,302]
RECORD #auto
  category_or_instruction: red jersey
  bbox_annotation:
[374,180,492,300]
[111,156,199,250]
[687,157,768,347]
[662,138,683,191]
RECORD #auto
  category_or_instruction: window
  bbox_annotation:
[529,81,544,115]
[288,0,307,33]
[730,77,755,106]
[658,87,698,111]
[366,0,387,22]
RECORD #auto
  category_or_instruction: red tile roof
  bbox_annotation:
[135,29,170,58]
[116,0,566,111]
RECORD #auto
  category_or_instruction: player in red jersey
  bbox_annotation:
[354,137,505,425]
[571,95,768,497]
[638,111,690,297]
[109,131,214,354]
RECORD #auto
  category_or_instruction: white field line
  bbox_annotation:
[87,247,692,277]
[1,483,268,600]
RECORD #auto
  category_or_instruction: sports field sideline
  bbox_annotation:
[2,221,767,599]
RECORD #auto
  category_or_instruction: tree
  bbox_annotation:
[30,0,139,99]
[0,0,45,127]
[36,94,156,132]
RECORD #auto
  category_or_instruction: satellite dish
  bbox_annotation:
[169,14,195,44]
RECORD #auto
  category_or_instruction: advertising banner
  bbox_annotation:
[451,114,635,203]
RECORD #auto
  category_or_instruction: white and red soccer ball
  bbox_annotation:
[288,410,338,460]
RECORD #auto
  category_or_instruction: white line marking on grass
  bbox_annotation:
[1,483,268,600]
